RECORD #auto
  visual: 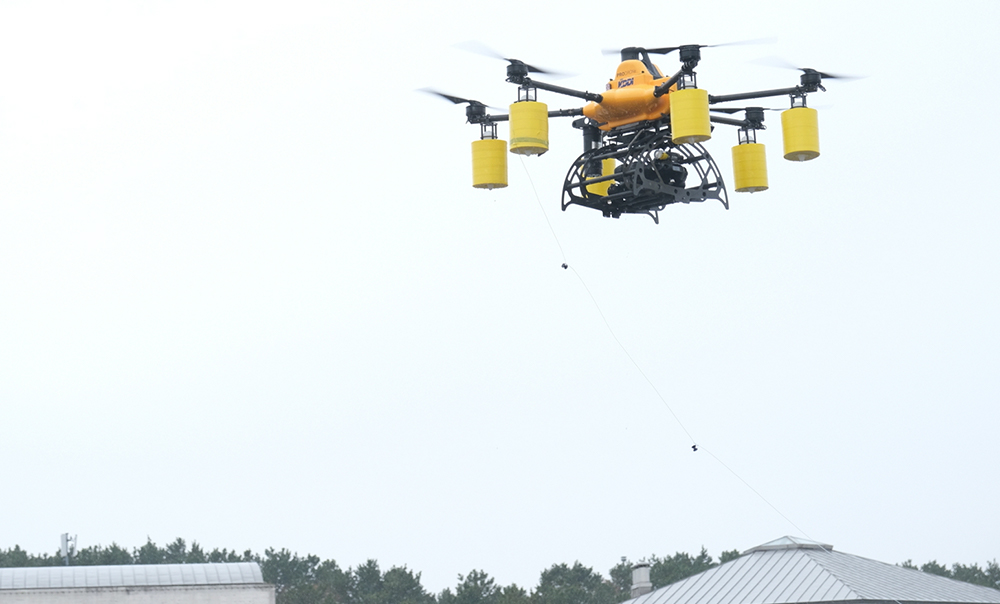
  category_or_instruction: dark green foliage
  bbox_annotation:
[921,560,950,577]
[439,570,528,604]
[206,547,255,563]
[72,543,133,566]
[497,584,531,604]
[260,548,321,594]
[607,559,632,601]
[0,545,59,567]
[649,548,717,588]
[348,559,435,604]
[382,565,436,604]
[949,560,1000,589]
[531,562,615,604]
[898,558,1000,590]
[439,570,499,604]
[266,554,350,604]
[718,550,742,564]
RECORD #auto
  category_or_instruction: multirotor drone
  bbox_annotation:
[431,43,847,223]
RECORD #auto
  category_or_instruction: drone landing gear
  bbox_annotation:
[562,123,728,224]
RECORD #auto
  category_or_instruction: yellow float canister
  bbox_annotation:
[509,101,549,156]
[731,143,768,193]
[781,107,820,161]
[670,88,711,144]
[585,158,616,197]
[472,138,508,189]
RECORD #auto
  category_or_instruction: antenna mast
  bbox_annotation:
[59,533,77,566]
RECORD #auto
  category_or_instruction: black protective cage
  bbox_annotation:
[562,118,728,224]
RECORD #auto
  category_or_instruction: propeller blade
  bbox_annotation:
[513,60,555,75]
[454,40,506,61]
[420,88,480,105]
[419,88,503,110]
[454,40,563,76]
[645,46,680,55]
[706,36,778,48]
[644,38,776,55]
[811,70,860,80]
[752,57,862,80]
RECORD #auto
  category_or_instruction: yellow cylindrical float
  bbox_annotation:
[781,107,820,161]
[732,143,768,193]
[585,158,616,196]
[670,88,711,144]
[472,138,508,189]
[509,101,549,156]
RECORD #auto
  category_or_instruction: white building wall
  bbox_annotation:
[0,584,275,604]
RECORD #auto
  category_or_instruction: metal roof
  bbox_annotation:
[0,562,264,590]
[625,537,1000,604]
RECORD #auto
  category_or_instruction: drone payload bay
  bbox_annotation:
[433,44,842,224]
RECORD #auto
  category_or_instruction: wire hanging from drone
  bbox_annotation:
[518,155,697,446]
[519,154,828,545]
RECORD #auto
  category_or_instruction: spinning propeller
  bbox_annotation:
[454,41,563,76]
[421,89,488,107]
[752,57,862,81]
[603,37,776,57]
[420,88,500,123]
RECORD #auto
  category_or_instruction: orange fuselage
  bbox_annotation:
[583,60,677,131]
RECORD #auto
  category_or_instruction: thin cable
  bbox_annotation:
[571,262,820,546]
[517,156,826,546]
[566,265,698,446]
[700,446,812,537]
[518,155,567,265]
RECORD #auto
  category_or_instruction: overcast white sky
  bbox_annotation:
[1,0,998,594]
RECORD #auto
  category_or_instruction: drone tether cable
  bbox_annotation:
[517,155,818,543]
[518,155,567,266]
[518,155,695,443]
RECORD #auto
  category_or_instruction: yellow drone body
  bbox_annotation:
[583,60,677,130]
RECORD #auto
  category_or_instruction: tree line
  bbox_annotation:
[900,558,1000,590]
[0,539,996,604]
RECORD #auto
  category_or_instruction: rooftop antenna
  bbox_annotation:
[60,533,77,566]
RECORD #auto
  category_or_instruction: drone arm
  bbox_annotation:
[654,73,681,97]
[468,114,510,124]
[548,108,585,118]
[709,114,749,128]
[654,66,691,97]
[709,86,805,104]
[518,77,604,103]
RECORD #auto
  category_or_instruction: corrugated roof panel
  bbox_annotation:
[742,550,799,603]
[778,559,823,602]
[685,565,728,604]
[642,577,677,604]
[734,550,787,603]
[725,550,770,603]
[618,538,1000,604]
[807,568,849,601]
[694,563,743,604]
[763,551,813,602]
[714,556,758,604]
[0,563,265,590]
